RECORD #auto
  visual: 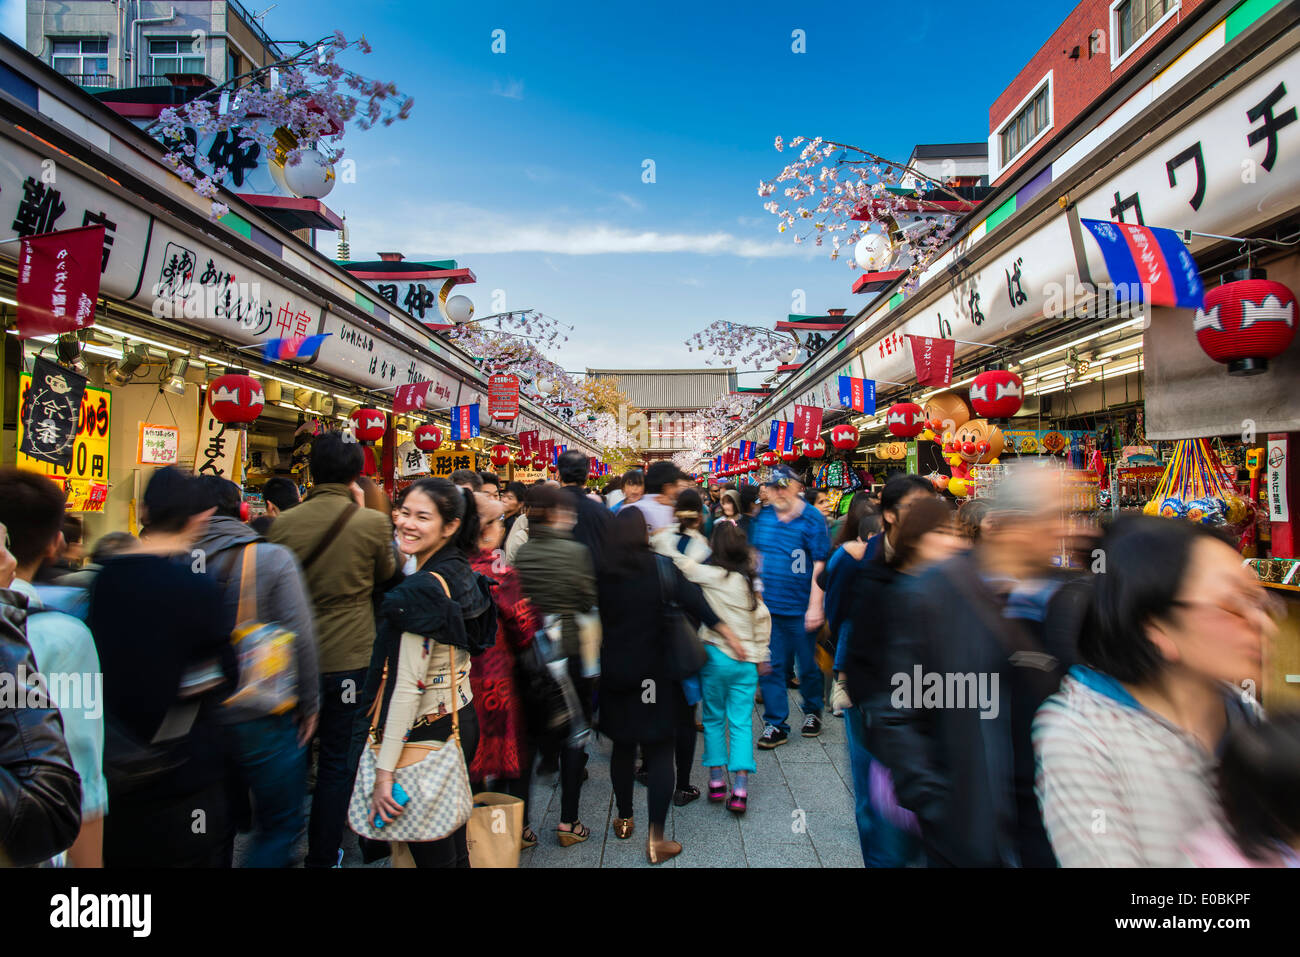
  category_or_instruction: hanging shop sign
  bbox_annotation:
[18,358,88,468]
[1268,437,1289,523]
[397,440,429,478]
[0,136,152,303]
[15,225,105,339]
[195,388,244,480]
[429,449,479,479]
[313,310,440,392]
[137,423,180,466]
[489,374,520,421]
[16,372,111,513]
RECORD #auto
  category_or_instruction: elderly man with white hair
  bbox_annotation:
[869,461,1092,868]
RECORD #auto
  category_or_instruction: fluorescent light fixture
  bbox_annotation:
[92,323,187,354]
[199,354,327,394]
[1017,317,1144,366]
[0,296,16,306]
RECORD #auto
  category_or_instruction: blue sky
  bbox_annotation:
[3,0,1075,384]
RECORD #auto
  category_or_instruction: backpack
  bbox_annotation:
[218,544,298,715]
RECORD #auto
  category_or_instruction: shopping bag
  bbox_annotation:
[466,791,525,868]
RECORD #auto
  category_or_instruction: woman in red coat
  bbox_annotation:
[468,494,540,848]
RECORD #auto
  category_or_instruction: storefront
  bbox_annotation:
[0,42,595,540]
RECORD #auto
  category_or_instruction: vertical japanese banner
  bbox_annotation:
[793,404,823,442]
[16,373,111,512]
[19,357,88,468]
[15,225,106,339]
[195,388,244,480]
[519,430,539,456]
[907,335,955,387]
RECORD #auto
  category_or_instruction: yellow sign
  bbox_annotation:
[430,449,479,479]
[16,374,112,513]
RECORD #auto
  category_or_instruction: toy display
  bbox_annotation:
[1142,438,1251,528]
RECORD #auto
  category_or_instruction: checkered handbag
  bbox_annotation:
[347,576,474,844]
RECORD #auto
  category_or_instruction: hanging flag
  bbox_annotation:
[19,357,88,468]
[781,423,794,455]
[793,404,823,442]
[450,403,480,441]
[393,380,432,413]
[519,430,539,456]
[262,333,331,363]
[740,440,755,460]
[837,376,877,414]
[540,438,555,463]
[907,334,955,387]
[1081,219,1204,309]
[16,224,105,339]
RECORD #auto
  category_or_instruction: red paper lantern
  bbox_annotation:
[886,402,926,438]
[780,447,799,463]
[530,452,547,471]
[413,424,443,452]
[207,370,264,429]
[546,461,558,474]
[802,437,827,459]
[489,443,512,468]
[759,450,779,467]
[830,424,859,451]
[350,407,387,443]
[969,370,1024,418]
[1195,269,1297,376]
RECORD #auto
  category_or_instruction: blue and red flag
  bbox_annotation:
[740,440,755,460]
[450,403,480,441]
[262,333,331,362]
[1081,219,1204,309]
[838,376,876,414]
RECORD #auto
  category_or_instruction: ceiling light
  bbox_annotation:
[93,323,187,353]
[161,356,190,395]
[56,334,87,375]
[111,344,152,386]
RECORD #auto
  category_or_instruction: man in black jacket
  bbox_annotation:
[870,465,1090,867]
[557,450,611,568]
[0,523,82,867]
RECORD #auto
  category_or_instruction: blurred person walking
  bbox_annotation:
[467,494,541,848]
[0,522,82,868]
[193,476,320,868]
[598,509,739,862]
[89,467,238,867]
[0,470,105,866]
[873,464,1089,867]
[268,432,398,868]
[513,484,598,845]
[1035,516,1272,867]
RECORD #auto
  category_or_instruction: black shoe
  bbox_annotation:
[673,785,700,807]
[802,714,823,738]
[757,725,788,750]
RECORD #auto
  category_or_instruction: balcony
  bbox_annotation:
[60,73,118,90]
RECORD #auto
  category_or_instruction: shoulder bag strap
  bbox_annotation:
[236,544,258,623]
[428,571,461,746]
[300,502,360,572]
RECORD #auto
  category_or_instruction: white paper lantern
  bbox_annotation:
[535,377,554,396]
[445,294,474,324]
[283,148,336,199]
[854,231,895,271]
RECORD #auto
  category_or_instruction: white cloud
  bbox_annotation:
[350,202,812,259]
[491,78,525,100]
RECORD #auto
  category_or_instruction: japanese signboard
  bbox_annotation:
[16,372,111,513]
[489,374,520,420]
[1268,438,1289,523]
[195,389,244,480]
[15,225,104,339]
[137,423,180,466]
[397,440,429,478]
[313,310,440,392]
[19,358,88,468]
[429,450,479,479]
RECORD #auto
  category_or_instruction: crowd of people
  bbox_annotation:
[1,438,1297,869]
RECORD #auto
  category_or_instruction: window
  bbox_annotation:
[1112,0,1178,66]
[149,38,205,77]
[51,38,109,80]
[999,82,1051,167]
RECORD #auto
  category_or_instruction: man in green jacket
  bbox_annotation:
[268,432,398,867]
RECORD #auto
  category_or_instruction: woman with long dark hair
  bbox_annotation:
[1034,516,1275,867]
[367,477,490,868]
[599,508,741,863]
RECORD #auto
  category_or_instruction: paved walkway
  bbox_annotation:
[296,686,860,868]
[520,686,862,868]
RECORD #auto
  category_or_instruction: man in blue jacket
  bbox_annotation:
[750,466,831,748]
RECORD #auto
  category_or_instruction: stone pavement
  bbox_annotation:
[259,684,862,868]
[520,685,862,868]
